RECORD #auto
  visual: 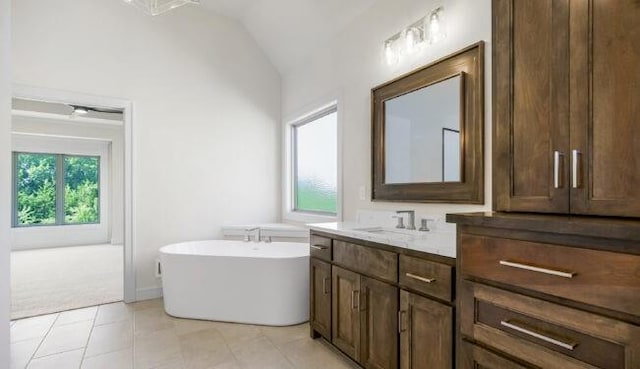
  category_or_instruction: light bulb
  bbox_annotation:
[404,27,420,54]
[427,7,446,44]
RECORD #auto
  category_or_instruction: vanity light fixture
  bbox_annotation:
[384,6,446,66]
[123,0,200,16]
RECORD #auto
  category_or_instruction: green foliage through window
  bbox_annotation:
[14,153,100,226]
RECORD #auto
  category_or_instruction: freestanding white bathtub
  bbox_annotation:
[159,240,310,326]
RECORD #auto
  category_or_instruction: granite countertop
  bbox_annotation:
[308,221,457,258]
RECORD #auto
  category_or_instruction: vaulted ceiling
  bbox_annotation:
[200,0,378,74]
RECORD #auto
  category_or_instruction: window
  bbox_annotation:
[292,106,338,215]
[13,152,100,227]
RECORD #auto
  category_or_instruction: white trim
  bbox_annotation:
[12,109,123,126]
[282,95,343,224]
[136,287,163,301]
[13,84,137,303]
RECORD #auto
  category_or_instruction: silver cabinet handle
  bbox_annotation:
[310,245,328,250]
[322,277,330,294]
[398,310,407,333]
[499,260,575,278]
[351,290,359,310]
[500,320,578,351]
[405,272,436,284]
[553,151,564,189]
[572,149,582,189]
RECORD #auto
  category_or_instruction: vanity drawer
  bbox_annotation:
[399,255,453,302]
[460,234,640,316]
[460,281,640,369]
[460,341,532,369]
[310,235,332,261]
[333,240,397,283]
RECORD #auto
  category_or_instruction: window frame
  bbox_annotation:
[12,151,102,228]
[284,101,342,223]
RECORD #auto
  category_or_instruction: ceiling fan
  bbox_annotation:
[69,105,123,115]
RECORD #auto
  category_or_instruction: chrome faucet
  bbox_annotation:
[244,227,260,242]
[395,210,416,230]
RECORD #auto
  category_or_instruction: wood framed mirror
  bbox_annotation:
[371,42,484,203]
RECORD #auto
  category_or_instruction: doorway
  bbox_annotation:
[10,86,134,319]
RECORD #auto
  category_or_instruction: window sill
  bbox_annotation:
[284,210,338,225]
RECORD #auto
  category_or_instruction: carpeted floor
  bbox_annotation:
[10,244,123,320]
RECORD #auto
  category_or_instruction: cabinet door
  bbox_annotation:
[493,0,570,213]
[360,277,398,369]
[332,266,360,361]
[399,290,452,369]
[310,258,331,340]
[569,1,640,217]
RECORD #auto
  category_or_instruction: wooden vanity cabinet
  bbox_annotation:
[309,230,455,369]
[493,0,640,217]
[448,213,640,369]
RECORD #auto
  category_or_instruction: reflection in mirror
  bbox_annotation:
[384,75,462,184]
[442,128,460,181]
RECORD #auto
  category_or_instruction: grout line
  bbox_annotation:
[216,324,246,368]
[26,313,61,367]
[265,332,298,369]
[78,306,100,368]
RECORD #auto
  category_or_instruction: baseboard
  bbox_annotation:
[136,286,163,301]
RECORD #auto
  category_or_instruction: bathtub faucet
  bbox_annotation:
[244,227,260,242]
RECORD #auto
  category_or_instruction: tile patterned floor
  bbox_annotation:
[10,299,357,369]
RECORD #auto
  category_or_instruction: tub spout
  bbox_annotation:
[244,227,260,242]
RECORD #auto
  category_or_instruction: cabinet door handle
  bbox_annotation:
[499,260,575,278]
[500,320,578,351]
[322,277,330,294]
[572,149,582,189]
[351,290,359,310]
[553,151,564,189]
[405,272,436,284]
[398,310,407,333]
[310,245,328,250]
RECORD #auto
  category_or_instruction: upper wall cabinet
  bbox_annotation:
[372,43,485,203]
[493,0,640,217]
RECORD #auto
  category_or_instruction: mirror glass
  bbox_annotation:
[384,75,461,184]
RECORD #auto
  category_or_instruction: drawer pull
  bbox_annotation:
[310,245,328,250]
[405,272,436,284]
[499,260,575,278]
[500,320,578,351]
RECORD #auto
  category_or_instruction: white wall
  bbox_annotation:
[282,0,492,223]
[11,117,124,249]
[12,0,281,297]
[0,0,10,365]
